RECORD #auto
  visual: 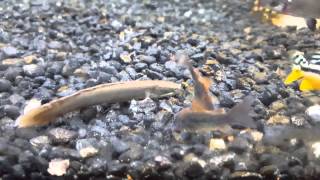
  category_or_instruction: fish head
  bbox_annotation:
[284,66,304,85]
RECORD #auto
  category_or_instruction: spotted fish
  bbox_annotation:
[284,51,320,91]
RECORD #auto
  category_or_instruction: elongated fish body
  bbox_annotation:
[174,96,256,132]
[17,80,181,128]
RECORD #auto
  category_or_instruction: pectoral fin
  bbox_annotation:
[284,69,303,85]
[299,79,314,91]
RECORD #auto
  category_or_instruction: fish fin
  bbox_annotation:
[191,98,207,112]
[23,99,42,114]
[176,52,215,110]
[226,96,256,129]
[192,69,215,110]
[198,74,212,93]
[299,79,314,91]
[284,68,303,85]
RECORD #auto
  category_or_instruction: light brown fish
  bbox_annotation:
[17,80,181,128]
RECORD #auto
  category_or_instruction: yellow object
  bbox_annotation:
[284,66,320,91]
[252,0,320,30]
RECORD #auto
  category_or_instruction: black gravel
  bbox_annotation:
[1,0,320,179]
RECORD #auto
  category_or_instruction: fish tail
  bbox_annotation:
[226,95,256,129]
[299,79,314,91]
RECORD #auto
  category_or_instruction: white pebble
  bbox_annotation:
[306,105,320,123]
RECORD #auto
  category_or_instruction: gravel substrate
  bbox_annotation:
[1,0,320,179]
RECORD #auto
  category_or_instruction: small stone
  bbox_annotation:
[229,171,263,180]
[129,98,157,114]
[80,107,97,122]
[164,61,184,77]
[118,144,143,163]
[15,128,38,139]
[267,114,290,125]
[191,53,204,62]
[85,157,108,175]
[120,52,132,63]
[3,105,20,119]
[108,163,128,176]
[209,138,226,151]
[12,164,26,178]
[4,67,22,81]
[134,62,148,71]
[228,137,251,153]
[48,41,63,49]
[291,115,306,126]
[47,159,70,176]
[306,105,320,123]
[23,55,37,64]
[30,136,51,148]
[184,161,204,178]
[79,146,99,158]
[260,165,279,177]
[110,137,130,155]
[270,100,286,113]
[183,153,207,168]
[254,71,268,84]
[48,128,77,144]
[219,92,235,108]
[289,165,305,179]
[23,64,45,77]
[259,86,278,106]
[145,69,164,79]
[154,155,172,170]
[125,66,137,79]
[9,94,25,106]
[150,63,164,73]
[312,142,320,158]
[118,70,131,81]
[139,55,156,64]
[1,46,19,58]
[111,20,122,30]
[0,79,12,92]
[250,130,264,142]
